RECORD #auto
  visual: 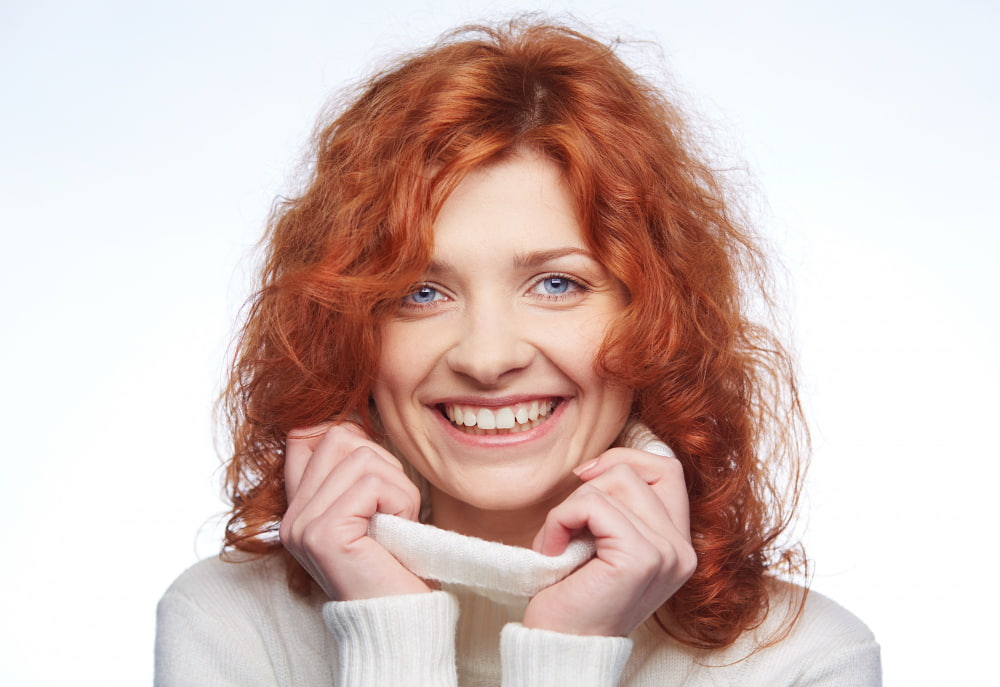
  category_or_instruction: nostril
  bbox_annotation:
[445,346,536,386]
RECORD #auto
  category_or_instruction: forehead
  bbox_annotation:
[430,154,586,263]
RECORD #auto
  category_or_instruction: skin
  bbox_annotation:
[280,153,696,637]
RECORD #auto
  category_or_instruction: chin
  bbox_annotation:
[431,468,577,518]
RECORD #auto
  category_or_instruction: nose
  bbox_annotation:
[444,308,535,386]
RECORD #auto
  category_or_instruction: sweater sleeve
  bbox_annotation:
[500,623,632,687]
[322,590,459,687]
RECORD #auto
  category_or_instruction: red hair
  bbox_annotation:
[221,17,808,649]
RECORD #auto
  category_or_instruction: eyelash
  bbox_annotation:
[528,273,589,301]
[400,284,448,309]
[399,273,589,311]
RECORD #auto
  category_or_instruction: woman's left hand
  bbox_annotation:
[522,447,697,637]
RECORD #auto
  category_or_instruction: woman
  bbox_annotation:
[156,18,881,686]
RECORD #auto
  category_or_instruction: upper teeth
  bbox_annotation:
[444,399,556,430]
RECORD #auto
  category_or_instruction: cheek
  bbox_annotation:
[373,324,437,422]
[561,323,633,423]
[373,331,409,418]
[373,367,411,424]
[558,326,608,386]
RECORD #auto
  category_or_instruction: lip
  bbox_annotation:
[429,396,569,448]
[428,394,561,407]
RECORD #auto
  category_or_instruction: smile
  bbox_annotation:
[441,399,559,434]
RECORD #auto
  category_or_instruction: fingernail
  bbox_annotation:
[573,458,599,476]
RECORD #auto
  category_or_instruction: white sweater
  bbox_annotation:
[155,513,881,686]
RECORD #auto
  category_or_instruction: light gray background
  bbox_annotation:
[2,1,997,684]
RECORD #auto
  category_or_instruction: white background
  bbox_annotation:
[2,1,997,684]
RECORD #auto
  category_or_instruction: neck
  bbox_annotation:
[428,489,561,549]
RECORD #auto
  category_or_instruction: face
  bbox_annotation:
[373,153,633,530]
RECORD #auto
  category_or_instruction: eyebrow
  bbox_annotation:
[425,247,596,276]
[513,247,595,269]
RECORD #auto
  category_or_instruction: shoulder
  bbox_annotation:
[158,552,322,627]
[766,579,875,644]
[628,580,879,685]
[724,580,882,685]
[162,553,279,600]
[156,555,334,685]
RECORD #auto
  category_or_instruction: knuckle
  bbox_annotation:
[601,446,634,462]
[336,446,380,474]
[662,457,685,480]
[678,545,698,578]
[575,485,606,504]
[329,422,361,440]
[605,462,637,478]
[634,547,663,579]
[323,426,357,452]
[356,472,385,491]
[590,464,641,497]
[349,444,397,470]
[338,421,369,439]
[657,546,677,573]
[348,445,378,463]
[300,519,331,551]
[659,542,697,579]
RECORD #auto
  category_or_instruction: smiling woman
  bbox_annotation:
[155,16,880,686]
[374,155,633,541]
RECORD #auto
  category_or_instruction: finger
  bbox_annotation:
[581,463,677,544]
[285,422,337,496]
[284,445,420,535]
[288,424,402,504]
[286,421,382,496]
[540,485,695,592]
[286,475,421,551]
[323,471,422,527]
[576,447,691,541]
[281,475,429,601]
[312,423,404,470]
[287,447,422,527]
[333,420,369,441]
[563,464,691,584]
[533,485,641,556]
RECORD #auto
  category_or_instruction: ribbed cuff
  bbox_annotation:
[323,591,458,687]
[500,623,632,686]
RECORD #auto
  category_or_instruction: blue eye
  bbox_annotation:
[404,285,441,305]
[527,274,587,300]
[541,277,570,294]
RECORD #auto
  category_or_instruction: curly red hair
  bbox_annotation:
[221,17,808,650]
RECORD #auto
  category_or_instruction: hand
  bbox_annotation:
[522,447,696,637]
[279,422,430,600]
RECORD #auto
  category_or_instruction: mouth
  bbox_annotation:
[439,398,561,435]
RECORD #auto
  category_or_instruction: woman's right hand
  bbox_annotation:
[279,422,430,601]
